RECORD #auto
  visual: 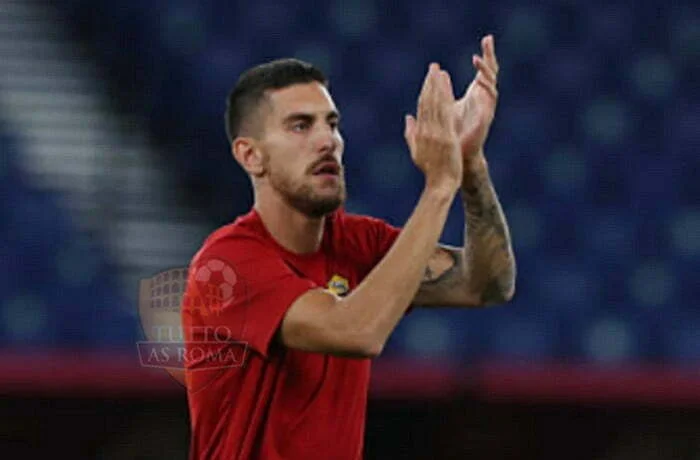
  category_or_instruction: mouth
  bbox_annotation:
[311,161,341,177]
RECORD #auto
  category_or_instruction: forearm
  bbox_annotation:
[461,153,516,304]
[337,185,455,348]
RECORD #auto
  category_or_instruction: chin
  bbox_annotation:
[306,180,345,217]
[281,189,344,218]
[274,174,346,218]
[304,195,344,218]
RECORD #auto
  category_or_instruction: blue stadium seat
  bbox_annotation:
[0,130,137,347]
[39,0,700,367]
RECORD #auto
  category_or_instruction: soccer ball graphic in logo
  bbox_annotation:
[193,259,237,313]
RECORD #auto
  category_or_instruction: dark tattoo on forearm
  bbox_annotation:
[413,247,473,306]
[423,264,434,282]
[461,165,516,304]
[422,249,459,284]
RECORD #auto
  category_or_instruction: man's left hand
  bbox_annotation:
[454,35,500,164]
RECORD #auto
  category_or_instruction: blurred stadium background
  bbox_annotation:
[1,0,699,458]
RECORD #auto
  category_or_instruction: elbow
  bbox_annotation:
[338,330,386,359]
[359,339,385,359]
[498,275,517,303]
[478,275,516,306]
[283,322,384,358]
[499,283,516,304]
[348,343,384,359]
[330,298,388,358]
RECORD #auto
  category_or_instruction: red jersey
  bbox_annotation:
[182,208,400,459]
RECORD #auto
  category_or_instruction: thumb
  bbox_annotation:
[404,114,415,144]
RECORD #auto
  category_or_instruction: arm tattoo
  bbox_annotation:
[423,264,434,282]
[422,248,460,284]
[461,161,516,304]
[414,247,474,306]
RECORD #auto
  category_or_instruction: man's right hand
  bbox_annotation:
[404,63,463,194]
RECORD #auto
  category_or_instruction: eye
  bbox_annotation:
[291,121,310,132]
[329,120,340,130]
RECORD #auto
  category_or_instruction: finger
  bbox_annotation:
[417,63,439,122]
[421,64,449,127]
[481,35,499,75]
[436,70,455,126]
[434,70,454,107]
[475,75,498,101]
[419,63,440,100]
[404,114,416,143]
[453,97,465,122]
[417,63,435,104]
[440,69,455,101]
[473,55,497,85]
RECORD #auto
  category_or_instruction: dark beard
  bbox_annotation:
[271,173,346,218]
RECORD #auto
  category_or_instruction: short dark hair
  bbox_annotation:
[224,58,328,143]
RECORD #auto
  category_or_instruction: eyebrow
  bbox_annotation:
[282,110,340,124]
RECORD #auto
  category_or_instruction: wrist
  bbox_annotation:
[462,151,488,185]
[423,179,459,203]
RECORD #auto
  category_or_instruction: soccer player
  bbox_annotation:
[182,35,515,459]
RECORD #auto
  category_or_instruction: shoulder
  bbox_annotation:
[190,210,274,266]
[332,208,397,234]
[329,208,401,263]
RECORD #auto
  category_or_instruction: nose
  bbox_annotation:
[312,124,338,155]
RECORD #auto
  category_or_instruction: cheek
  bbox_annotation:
[335,133,345,158]
[268,153,307,182]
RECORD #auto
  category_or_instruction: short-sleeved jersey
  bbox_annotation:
[182,208,400,460]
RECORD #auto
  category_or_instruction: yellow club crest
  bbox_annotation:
[327,274,349,297]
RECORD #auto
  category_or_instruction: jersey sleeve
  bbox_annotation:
[354,215,418,315]
[364,216,401,268]
[183,236,317,359]
[377,220,401,263]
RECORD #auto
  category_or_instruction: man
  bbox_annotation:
[182,35,515,459]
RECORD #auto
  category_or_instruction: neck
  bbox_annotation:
[254,187,326,254]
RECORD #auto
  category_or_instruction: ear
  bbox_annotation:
[232,137,266,177]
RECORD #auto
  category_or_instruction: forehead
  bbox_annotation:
[265,82,337,117]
